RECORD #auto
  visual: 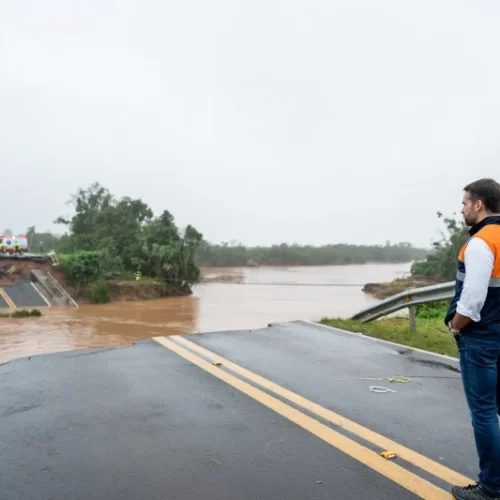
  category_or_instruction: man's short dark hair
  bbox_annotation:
[464,178,500,213]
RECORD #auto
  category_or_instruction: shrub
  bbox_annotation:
[416,301,449,319]
[59,250,123,286]
[87,279,110,304]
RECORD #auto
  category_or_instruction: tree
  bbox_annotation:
[55,183,203,290]
[411,213,469,280]
[143,210,180,248]
[93,197,153,267]
[55,182,114,249]
[180,225,203,284]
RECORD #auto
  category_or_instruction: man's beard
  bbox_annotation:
[464,213,477,227]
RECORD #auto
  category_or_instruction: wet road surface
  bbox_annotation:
[0,321,472,499]
[0,279,47,310]
[2,280,47,308]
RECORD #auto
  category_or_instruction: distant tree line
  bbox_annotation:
[195,241,429,267]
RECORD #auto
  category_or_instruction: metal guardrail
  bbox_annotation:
[351,281,455,331]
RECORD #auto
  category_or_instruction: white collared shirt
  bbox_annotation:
[457,237,495,322]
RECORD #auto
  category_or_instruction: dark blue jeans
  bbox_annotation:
[457,335,500,493]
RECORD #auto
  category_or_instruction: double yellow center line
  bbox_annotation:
[0,288,16,310]
[154,335,471,499]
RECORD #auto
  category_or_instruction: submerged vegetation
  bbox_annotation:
[0,309,43,319]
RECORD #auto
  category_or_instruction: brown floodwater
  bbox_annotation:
[0,263,411,364]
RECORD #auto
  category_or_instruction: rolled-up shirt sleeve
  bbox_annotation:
[456,237,494,322]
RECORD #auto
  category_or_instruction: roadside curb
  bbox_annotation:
[296,320,460,371]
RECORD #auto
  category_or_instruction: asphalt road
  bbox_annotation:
[2,280,47,309]
[0,321,474,499]
[0,292,8,309]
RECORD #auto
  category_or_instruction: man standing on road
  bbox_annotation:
[446,178,500,500]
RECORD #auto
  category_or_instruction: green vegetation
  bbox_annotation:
[51,183,203,303]
[415,301,449,319]
[60,250,122,285]
[411,212,469,280]
[0,309,43,319]
[87,279,110,304]
[320,304,457,357]
[196,241,428,267]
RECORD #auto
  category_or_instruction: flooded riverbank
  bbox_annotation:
[0,263,411,363]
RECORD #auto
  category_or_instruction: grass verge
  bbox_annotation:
[319,316,458,358]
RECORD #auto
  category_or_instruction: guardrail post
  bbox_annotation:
[409,305,417,333]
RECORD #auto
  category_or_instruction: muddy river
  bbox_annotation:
[0,263,411,363]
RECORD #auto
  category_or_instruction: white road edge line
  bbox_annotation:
[298,320,459,363]
[31,282,51,307]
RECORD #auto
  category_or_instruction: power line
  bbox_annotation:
[200,282,366,287]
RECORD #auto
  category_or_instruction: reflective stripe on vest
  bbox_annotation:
[456,271,500,287]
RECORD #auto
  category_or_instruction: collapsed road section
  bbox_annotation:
[0,280,48,309]
[0,253,77,309]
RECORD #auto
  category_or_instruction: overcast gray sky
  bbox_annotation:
[1,0,499,247]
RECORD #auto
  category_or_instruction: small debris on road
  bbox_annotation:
[369,386,396,394]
